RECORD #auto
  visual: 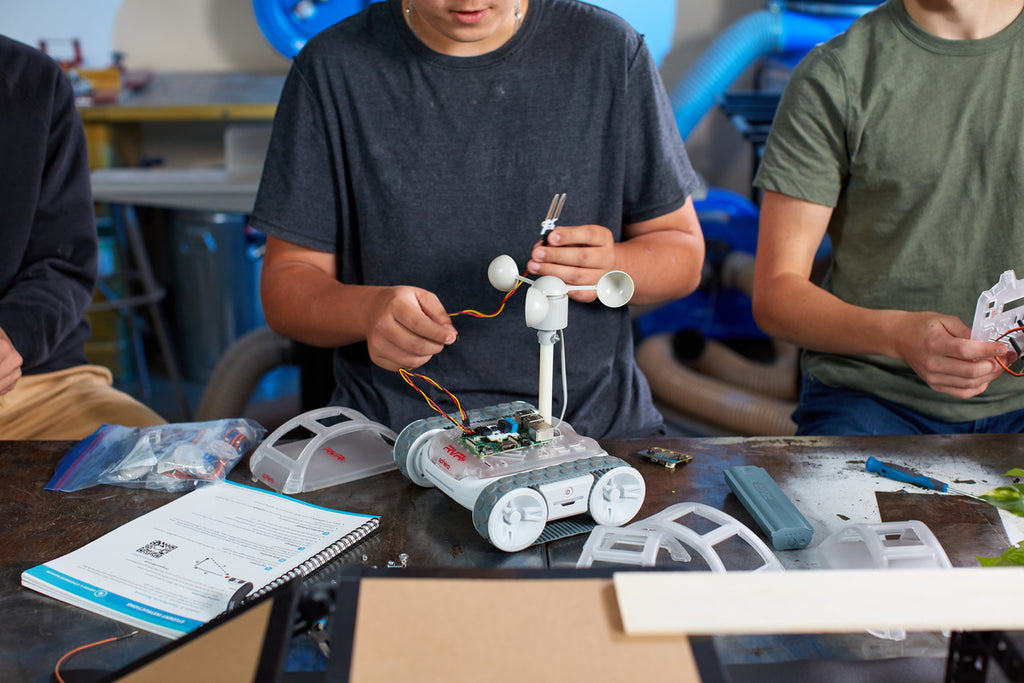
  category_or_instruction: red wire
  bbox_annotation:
[995,326,1024,377]
[55,631,138,683]
[399,276,526,426]
[449,280,522,318]
[399,369,471,432]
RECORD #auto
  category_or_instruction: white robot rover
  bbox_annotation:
[393,205,646,552]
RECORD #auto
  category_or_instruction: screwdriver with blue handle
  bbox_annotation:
[865,457,981,499]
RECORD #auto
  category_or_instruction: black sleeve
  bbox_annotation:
[0,42,97,371]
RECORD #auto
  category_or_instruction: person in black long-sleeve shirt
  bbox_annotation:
[0,34,164,439]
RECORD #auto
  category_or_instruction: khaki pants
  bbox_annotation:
[0,365,166,440]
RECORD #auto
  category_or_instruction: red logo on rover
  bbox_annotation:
[443,444,466,461]
[322,447,345,462]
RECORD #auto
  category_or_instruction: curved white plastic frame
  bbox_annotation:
[250,406,398,494]
[576,502,783,573]
[971,269,1024,352]
[816,520,952,641]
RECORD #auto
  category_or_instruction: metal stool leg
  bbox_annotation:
[117,204,192,420]
[109,213,152,399]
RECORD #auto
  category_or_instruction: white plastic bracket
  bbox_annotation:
[971,269,1024,355]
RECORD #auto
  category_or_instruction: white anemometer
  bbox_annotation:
[487,253,634,424]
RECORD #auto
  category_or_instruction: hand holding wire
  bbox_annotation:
[895,312,1009,398]
[398,192,632,427]
[364,286,457,372]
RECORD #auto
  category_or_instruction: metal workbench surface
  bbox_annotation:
[3,435,1021,681]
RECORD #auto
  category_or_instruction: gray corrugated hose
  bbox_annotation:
[637,333,798,436]
[636,250,798,436]
[195,326,297,421]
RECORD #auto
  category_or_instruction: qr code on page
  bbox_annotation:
[137,540,177,559]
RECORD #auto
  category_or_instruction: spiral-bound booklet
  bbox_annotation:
[21,480,379,639]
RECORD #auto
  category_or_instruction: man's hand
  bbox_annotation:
[894,312,1017,398]
[0,328,23,394]
[364,286,458,371]
[527,224,617,303]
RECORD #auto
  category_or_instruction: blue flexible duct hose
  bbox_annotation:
[670,9,856,141]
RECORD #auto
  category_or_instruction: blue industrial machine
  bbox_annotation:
[635,0,884,344]
[670,1,880,142]
[253,0,374,57]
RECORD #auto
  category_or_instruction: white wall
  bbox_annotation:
[3,0,287,71]
[3,0,767,193]
[113,0,289,73]
[4,0,124,67]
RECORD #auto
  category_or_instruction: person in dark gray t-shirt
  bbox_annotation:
[250,0,704,439]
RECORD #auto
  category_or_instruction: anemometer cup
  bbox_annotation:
[595,271,634,308]
[487,254,635,321]
[487,254,520,292]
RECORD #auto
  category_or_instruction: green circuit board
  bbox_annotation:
[459,408,555,457]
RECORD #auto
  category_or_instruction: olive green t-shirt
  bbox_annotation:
[754,0,1024,422]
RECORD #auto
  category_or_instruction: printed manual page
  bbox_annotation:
[22,480,377,638]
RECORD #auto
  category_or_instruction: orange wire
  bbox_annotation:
[995,326,1024,377]
[399,369,471,432]
[55,631,138,683]
[449,280,522,318]
[399,277,526,427]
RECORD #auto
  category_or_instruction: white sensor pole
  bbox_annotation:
[537,332,557,422]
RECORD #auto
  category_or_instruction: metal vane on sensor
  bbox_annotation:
[539,192,566,246]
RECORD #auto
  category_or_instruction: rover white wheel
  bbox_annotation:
[486,488,548,552]
[402,428,442,488]
[589,466,645,526]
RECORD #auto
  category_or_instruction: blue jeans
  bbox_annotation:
[794,376,1024,436]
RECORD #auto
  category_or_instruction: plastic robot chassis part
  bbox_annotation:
[393,401,645,552]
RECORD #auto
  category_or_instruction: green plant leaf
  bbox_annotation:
[1004,468,1024,478]
[977,542,1024,567]
[980,484,1024,517]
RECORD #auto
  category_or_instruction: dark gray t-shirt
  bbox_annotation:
[250,0,699,438]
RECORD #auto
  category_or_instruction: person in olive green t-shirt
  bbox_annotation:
[752,0,1024,435]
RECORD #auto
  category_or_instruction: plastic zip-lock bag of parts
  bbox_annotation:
[46,418,267,493]
[250,406,397,494]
